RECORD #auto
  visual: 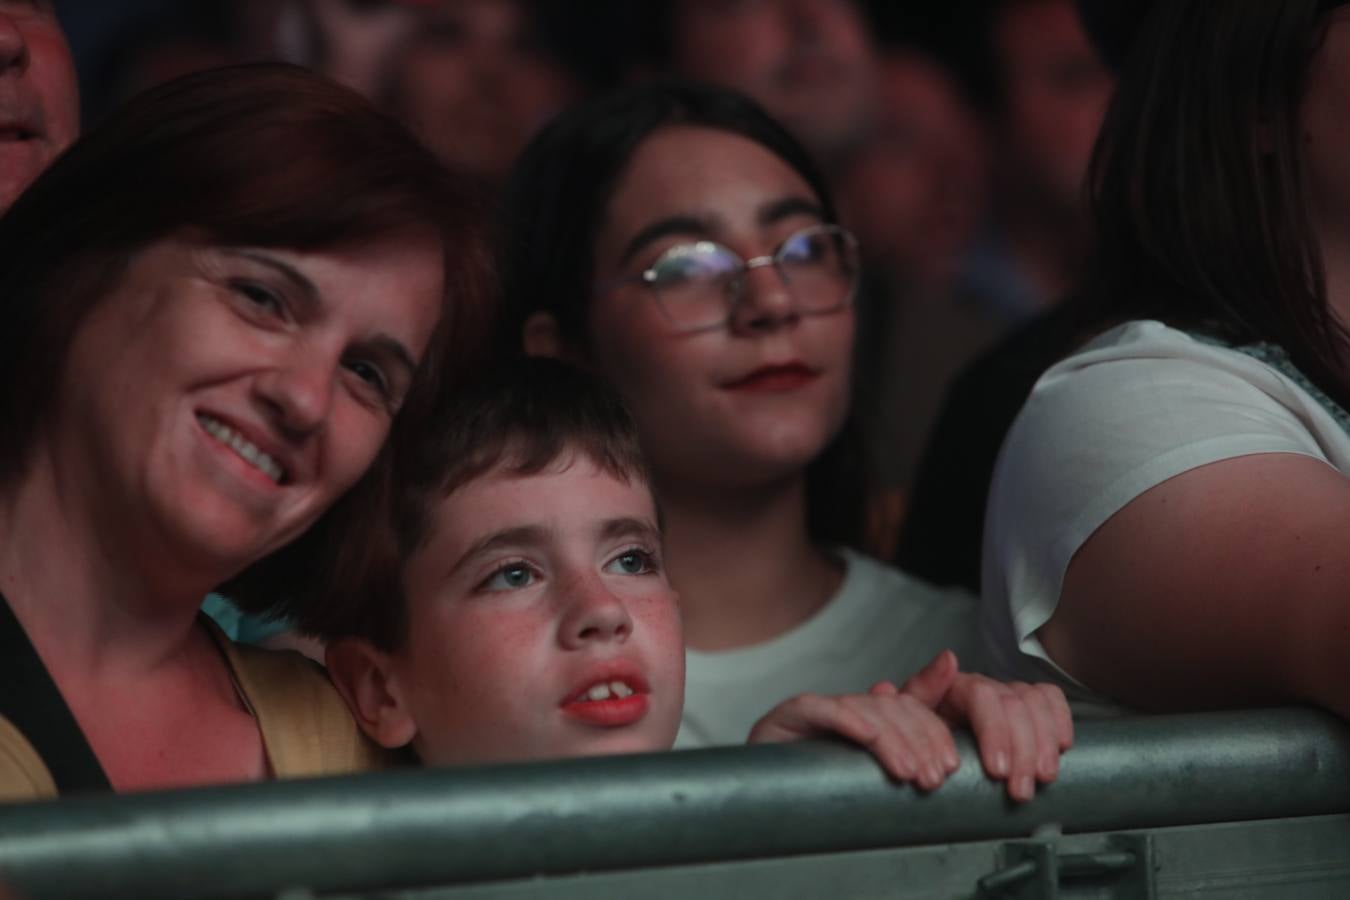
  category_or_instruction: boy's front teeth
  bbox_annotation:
[584,680,635,701]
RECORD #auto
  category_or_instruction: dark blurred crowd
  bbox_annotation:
[59,0,1113,554]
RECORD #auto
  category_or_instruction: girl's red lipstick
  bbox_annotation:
[723,362,821,392]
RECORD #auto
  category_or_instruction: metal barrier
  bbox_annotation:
[0,708,1348,899]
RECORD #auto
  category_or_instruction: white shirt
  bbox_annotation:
[676,548,979,747]
[982,320,1350,710]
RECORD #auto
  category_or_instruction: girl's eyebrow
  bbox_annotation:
[617,195,825,267]
[758,196,825,227]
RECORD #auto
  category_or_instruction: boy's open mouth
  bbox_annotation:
[565,679,638,703]
[560,672,651,727]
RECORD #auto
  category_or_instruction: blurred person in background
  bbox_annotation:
[893,0,1115,587]
[835,47,1001,534]
[273,0,425,98]
[0,0,78,211]
[629,0,880,179]
[84,4,237,121]
[82,1,426,121]
[381,0,579,188]
[959,0,1113,317]
[837,51,988,299]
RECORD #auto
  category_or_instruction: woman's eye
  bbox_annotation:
[345,358,390,396]
[605,549,657,576]
[231,280,285,316]
[482,563,536,592]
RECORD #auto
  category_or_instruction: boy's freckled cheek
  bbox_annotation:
[440,609,553,677]
[636,594,684,638]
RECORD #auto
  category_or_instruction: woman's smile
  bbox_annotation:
[196,412,288,485]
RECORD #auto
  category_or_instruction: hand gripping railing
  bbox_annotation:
[0,708,1348,899]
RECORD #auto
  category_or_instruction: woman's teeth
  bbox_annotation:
[584,680,635,701]
[198,414,285,483]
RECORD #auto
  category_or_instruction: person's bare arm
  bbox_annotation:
[1041,452,1350,716]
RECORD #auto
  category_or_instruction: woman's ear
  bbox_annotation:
[326,638,418,749]
[522,311,567,359]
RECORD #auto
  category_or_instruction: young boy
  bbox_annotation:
[309,359,1071,798]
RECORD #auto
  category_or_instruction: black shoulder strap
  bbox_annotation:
[0,592,111,795]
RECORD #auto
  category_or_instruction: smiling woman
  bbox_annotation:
[0,63,490,800]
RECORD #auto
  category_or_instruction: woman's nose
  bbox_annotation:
[0,13,30,73]
[252,349,338,438]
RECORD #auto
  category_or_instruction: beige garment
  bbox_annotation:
[0,623,399,803]
[0,717,54,802]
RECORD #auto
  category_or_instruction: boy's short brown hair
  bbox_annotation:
[290,356,653,650]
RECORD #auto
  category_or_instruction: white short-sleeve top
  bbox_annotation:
[981,320,1350,711]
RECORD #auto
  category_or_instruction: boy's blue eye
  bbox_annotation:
[604,549,656,576]
[483,564,535,591]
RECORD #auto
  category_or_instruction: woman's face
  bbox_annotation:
[52,231,445,578]
[588,125,855,491]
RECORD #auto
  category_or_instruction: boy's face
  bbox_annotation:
[332,455,684,766]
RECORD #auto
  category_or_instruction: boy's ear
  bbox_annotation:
[522,311,569,360]
[326,638,419,750]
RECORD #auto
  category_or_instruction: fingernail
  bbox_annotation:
[926,763,944,787]
[993,751,1009,777]
[1016,776,1034,801]
[945,748,960,771]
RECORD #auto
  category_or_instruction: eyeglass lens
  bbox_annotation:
[647,226,858,332]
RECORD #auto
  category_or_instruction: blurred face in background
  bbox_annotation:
[0,0,79,211]
[386,0,578,183]
[282,0,424,97]
[671,0,877,169]
[837,51,988,290]
[994,0,1113,216]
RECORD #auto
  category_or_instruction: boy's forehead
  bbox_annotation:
[427,453,658,548]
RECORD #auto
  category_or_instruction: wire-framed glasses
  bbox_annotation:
[600,223,861,334]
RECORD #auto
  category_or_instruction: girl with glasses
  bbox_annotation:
[500,81,1069,800]
[982,1,1350,718]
